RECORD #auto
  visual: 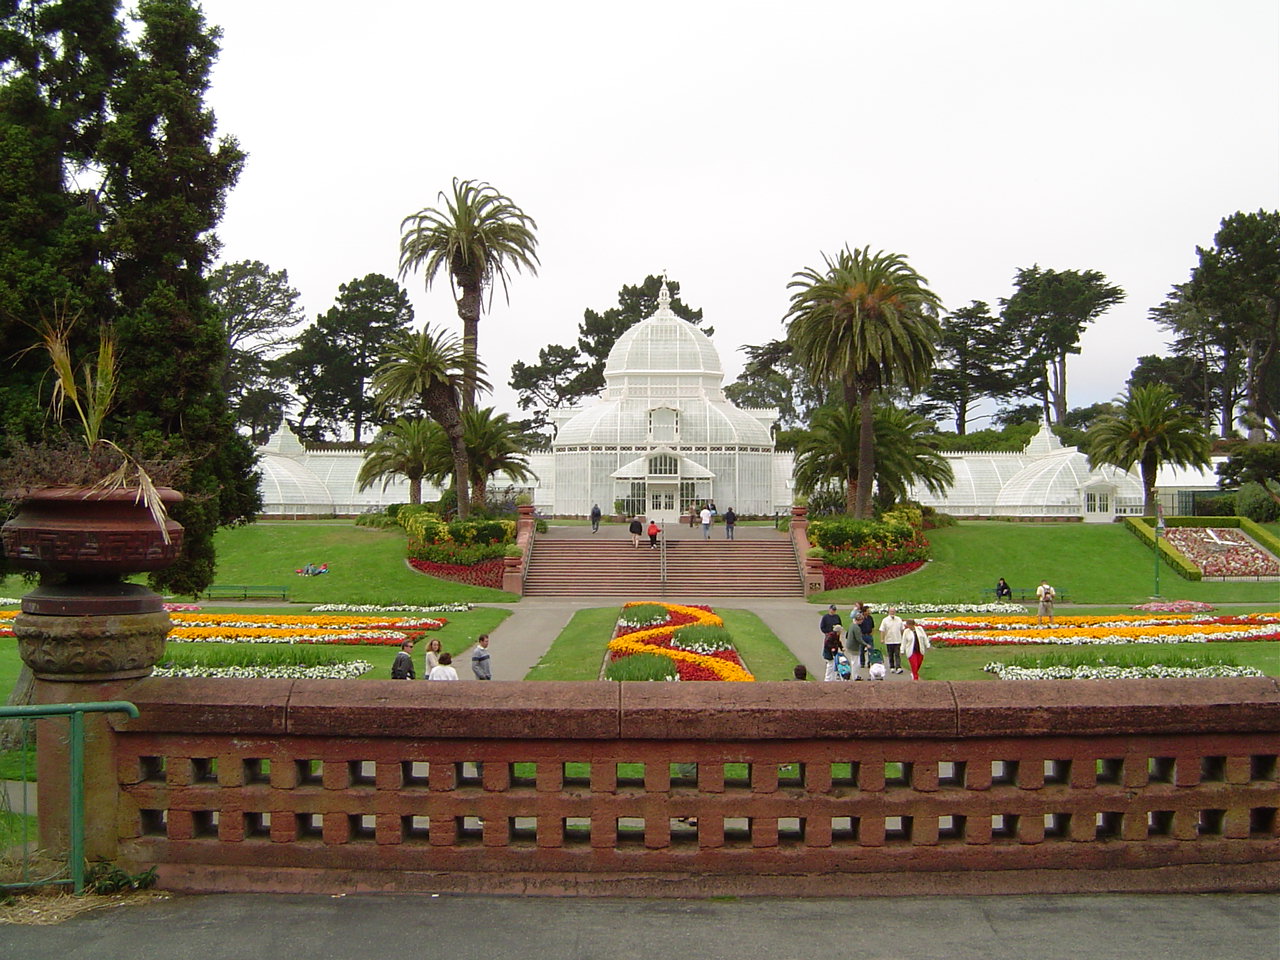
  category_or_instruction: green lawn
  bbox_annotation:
[814,520,1280,605]
[524,606,799,681]
[192,521,517,604]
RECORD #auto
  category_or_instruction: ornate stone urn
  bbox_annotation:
[2,486,184,680]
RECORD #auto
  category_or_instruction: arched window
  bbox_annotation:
[649,454,678,476]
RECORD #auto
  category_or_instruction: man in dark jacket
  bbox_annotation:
[590,504,602,533]
[391,640,416,679]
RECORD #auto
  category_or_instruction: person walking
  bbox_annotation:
[688,504,698,528]
[391,640,416,680]
[628,515,643,548]
[1036,579,1056,626]
[471,634,492,680]
[428,651,459,680]
[700,504,713,539]
[855,603,876,672]
[590,504,602,534]
[647,519,662,548]
[723,507,737,540]
[423,637,443,676]
[901,619,931,680]
[822,624,846,682]
[879,606,905,674]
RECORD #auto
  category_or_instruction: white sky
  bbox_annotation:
[201,0,1280,430]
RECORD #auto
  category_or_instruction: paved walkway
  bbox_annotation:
[3,891,1276,959]
[485,595,909,683]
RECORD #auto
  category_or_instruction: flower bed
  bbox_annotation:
[152,661,373,680]
[0,609,452,645]
[408,556,505,589]
[1131,600,1215,613]
[865,602,1028,616]
[984,662,1264,680]
[822,561,925,590]
[608,602,754,681]
[926,612,1280,647]
[1163,527,1280,579]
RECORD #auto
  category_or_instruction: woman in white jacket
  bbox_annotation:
[901,619,931,681]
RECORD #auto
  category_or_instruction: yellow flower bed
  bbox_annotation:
[608,602,754,682]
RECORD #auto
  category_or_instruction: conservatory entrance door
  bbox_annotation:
[648,482,680,526]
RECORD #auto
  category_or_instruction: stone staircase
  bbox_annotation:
[522,537,804,597]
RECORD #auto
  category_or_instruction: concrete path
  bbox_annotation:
[3,891,1276,959]
[483,594,911,683]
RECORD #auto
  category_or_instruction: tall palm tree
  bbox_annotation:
[1086,383,1212,517]
[786,246,941,517]
[399,178,539,410]
[357,418,440,505]
[371,326,490,518]
[794,404,953,513]
[421,407,536,505]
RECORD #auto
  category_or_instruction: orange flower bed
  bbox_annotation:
[608,601,754,681]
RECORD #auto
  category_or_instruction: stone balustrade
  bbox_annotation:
[37,677,1280,896]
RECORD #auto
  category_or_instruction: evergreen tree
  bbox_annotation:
[924,301,1022,434]
[280,274,414,442]
[0,0,260,594]
[1000,266,1124,425]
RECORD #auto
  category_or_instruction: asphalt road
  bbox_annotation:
[3,892,1278,960]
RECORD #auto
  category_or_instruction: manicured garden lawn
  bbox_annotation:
[0,607,512,694]
[196,521,516,604]
[813,520,1280,605]
[525,606,799,681]
[926,640,1279,681]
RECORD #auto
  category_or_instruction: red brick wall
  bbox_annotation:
[101,677,1280,896]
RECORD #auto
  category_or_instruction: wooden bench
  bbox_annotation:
[984,587,1071,603]
[202,585,290,601]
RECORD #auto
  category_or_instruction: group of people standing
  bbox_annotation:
[688,502,737,539]
[391,634,493,681]
[820,603,931,682]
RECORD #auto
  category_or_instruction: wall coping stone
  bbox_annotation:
[111,677,1280,740]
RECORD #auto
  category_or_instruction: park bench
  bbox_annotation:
[983,587,1071,604]
[202,585,290,601]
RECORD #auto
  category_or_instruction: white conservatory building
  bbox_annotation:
[546,282,782,523]
[252,282,792,520]
[906,420,1222,521]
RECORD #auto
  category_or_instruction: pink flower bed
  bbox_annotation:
[1163,527,1279,578]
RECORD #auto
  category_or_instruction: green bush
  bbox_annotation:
[604,653,678,681]
[920,505,957,529]
[411,541,507,565]
[385,503,405,519]
[809,516,918,551]
[1194,495,1236,517]
[355,512,399,528]
[1235,482,1280,523]
[881,504,923,531]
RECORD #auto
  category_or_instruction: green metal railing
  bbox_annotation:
[0,701,139,894]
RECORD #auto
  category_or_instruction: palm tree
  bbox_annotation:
[420,407,536,505]
[1086,383,1212,517]
[371,326,490,519]
[785,246,941,517]
[399,178,539,410]
[357,418,440,505]
[794,404,953,513]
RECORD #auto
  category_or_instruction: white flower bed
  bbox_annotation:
[0,597,19,606]
[152,661,374,680]
[984,661,1264,680]
[310,603,473,613]
[867,602,1028,615]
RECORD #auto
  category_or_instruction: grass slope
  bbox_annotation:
[814,520,1280,605]
[197,522,517,604]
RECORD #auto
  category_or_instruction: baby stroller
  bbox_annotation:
[832,649,853,680]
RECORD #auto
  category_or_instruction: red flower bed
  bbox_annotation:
[408,557,504,589]
[822,561,924,590]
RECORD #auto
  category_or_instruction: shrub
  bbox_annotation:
[605,653,678,681]
[411,541,507,566]
[384,503,405,519]
[919,505,957,529]
[823,536,931,569]
[809,516,923,554]
[881,504,923,531]
[1194,494,1236,517]
[1235,482,1280,523]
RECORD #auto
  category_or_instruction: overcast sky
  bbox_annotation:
[200,0,1279,431]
